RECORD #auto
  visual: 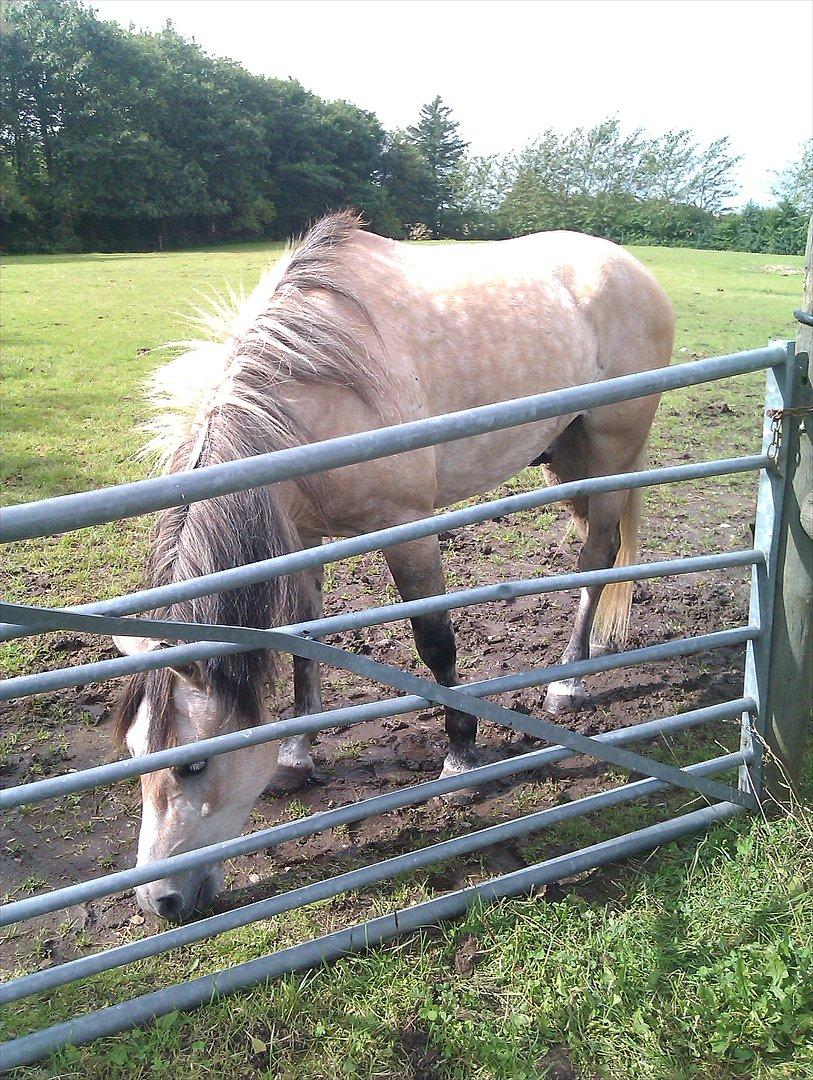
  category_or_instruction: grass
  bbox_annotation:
[0,243,803,671]
[4,795,812,1080]
[0,243,801,632]
[1,242,811,1078]
[1,243,287,676]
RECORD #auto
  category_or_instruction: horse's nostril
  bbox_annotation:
[153,891,184,920]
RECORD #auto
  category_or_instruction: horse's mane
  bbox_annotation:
[115,212,382,749]
[143,210,381,472]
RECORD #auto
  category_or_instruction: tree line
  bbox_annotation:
[2,0,810,255]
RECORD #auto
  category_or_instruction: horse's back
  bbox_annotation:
[325,228,673,507]
[249,222,675,523]
[355,227,668,302]
[349,227,673,382]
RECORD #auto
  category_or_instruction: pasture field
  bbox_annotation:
[1,243,811,1080]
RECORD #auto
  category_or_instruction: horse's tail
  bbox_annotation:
[591,448,645,647]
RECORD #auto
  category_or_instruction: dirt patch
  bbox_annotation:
[1,488,752,976]
[396,1018,445,1079]
[763,264,802,277]
[537,1047,578,1079]
[451,932,482,976]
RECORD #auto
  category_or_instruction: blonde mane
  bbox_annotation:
[118,213,391,747]
[142,210,383,472]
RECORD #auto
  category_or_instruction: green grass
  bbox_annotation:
[4,799,812,1080]
[1,243,287,676]
[1,243,811,1078]
[0,243,801,504]
[0,243,803,643]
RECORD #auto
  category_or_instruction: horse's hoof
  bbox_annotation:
[441,787,478,808]
[590,639,617,658]
[264,764,314,795]
[437,758,481,805]
[543,681,589,714]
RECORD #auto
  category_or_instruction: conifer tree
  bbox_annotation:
[406,96,468,236]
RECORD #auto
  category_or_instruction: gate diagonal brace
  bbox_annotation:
[1,602,757,811]
[273,633,754,810]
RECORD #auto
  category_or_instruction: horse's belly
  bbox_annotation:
[433,415,573,507]
[421,305,598,507]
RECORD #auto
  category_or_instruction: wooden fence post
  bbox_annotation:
[764,214,813,801]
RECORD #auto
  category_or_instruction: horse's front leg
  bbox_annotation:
[270,562,323,793]
[384,537,479,781]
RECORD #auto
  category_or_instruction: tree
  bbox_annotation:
[773,140,813,215]
[378,131,434,236]
[0,3,804,255]
[688,136,741,213]
[495,122,646,238]
[406,96,468,236]
[318,98,389,229]
[450,154,511,238]
[641,130,697,202]
[0,0,397,250]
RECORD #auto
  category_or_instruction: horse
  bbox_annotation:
[113,212,674,921]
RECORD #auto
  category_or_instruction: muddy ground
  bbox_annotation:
[1,486,752,976]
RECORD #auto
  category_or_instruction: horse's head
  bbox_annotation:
[113,636,279,922]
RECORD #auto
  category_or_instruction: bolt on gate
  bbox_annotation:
[0,338,806,1070]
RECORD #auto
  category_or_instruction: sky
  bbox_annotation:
[91,0,812,207]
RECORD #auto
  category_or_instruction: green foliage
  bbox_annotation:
[772,138,813,215]
[376,131,434,237]
[0,0,391,250]
[710,200,810,256]
[491,120,805,253]
[0,0,808,255]
[449,153,512,239]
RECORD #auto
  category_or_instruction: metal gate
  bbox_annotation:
[0,339,802,1070]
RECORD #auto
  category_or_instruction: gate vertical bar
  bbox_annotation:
[740,339,800,802]
[761,217,813,799]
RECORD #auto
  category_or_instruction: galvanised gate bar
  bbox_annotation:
[0,340,801,1070]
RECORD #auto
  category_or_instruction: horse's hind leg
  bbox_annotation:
[270,561,323,793]
[383,537,479,780]
[541,410,650,714]
[544,489,625,713]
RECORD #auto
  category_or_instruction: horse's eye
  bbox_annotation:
[174,759,208,780]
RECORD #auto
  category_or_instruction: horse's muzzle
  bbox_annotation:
[135,866,222,922]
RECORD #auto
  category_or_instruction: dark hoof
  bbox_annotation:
[441,786,479,808]
[264,765,314,796]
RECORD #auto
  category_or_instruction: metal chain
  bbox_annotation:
[766,405,813,460]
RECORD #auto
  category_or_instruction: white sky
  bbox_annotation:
[92,0,812,206]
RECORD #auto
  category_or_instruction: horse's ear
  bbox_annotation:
[166,660,206,691]
[113,635,161,656]
[113,636,205,690]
